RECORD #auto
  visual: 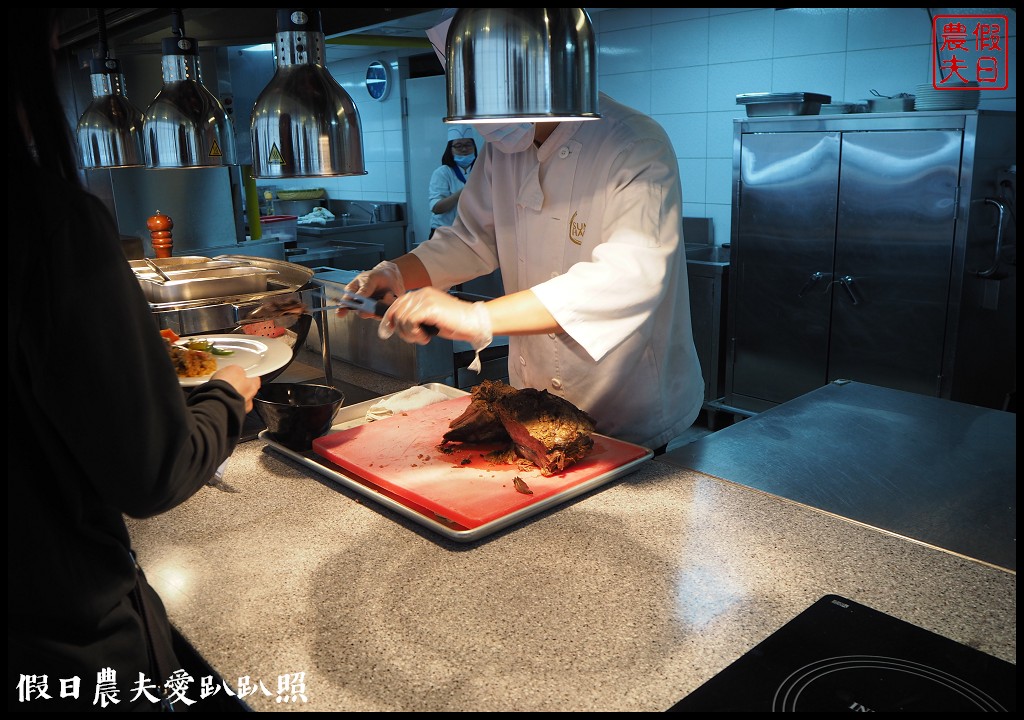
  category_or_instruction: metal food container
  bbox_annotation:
[820,102,859,115]
[130,257,281,303]
[866,97,915,113]
[736,92,831,117]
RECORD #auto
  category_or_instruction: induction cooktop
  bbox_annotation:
[669,595,1015,712]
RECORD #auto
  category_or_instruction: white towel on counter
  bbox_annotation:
[297,207,336,226]
[365,386,452,421]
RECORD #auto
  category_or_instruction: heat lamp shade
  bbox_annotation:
[143,37,237,169]
[249,8,366,179]
[76,58,146,169]
[250,63,366,178]
[445,8,600,124]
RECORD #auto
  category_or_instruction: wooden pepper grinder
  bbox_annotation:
[147,211,174,258]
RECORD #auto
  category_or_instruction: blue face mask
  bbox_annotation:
[453,154,476,168]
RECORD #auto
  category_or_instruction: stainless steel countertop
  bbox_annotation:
[661,380,1017,572]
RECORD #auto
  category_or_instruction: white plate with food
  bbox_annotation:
[170,334,292,387]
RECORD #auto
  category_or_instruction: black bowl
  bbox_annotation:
[254,383,345,451]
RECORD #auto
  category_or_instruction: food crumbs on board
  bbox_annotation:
[461,457,472,465]
[513,476,534,495]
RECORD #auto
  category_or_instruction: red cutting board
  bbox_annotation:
[312,396,650,530]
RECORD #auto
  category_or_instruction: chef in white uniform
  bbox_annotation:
[347,92,703,451]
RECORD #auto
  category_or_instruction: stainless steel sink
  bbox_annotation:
[337,217,373,228]
[299,217,373,230]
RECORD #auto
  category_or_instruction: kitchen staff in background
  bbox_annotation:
[427,126,477,238]
[8,8,261,711]
[346,88,705,452]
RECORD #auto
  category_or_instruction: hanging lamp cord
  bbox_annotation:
[171,8,185,39]
[95,7,109,60]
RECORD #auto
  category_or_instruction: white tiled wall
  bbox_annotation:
[267,8,1017,248]
[596,7,1017,245]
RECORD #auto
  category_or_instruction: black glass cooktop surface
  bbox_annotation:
[669,595,1015,712]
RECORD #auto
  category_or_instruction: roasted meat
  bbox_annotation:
[491,387,596,476]
[443,379,517,443]
[443,380,596,476]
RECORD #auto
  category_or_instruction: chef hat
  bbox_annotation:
[447,125,473,142]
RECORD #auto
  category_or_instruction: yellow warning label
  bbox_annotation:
[268,143,285,165]
[209,140,222,158]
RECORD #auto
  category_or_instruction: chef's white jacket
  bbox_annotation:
[412,94,704,449]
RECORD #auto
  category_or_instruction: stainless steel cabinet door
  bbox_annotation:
[731,132,841,405]
[730,129,962,408]
[829,130,961,395]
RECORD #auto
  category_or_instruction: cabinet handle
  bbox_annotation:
[798,271,831,297]
[838,275,860,305]
[975,197,1007,278]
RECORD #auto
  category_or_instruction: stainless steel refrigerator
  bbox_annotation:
[719,110,1016,416]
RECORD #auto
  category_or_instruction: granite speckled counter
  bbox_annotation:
[124,437,1016,712]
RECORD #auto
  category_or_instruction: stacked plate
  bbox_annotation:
[914,82,980,110]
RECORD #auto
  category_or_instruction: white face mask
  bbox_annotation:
[474,123,536,154]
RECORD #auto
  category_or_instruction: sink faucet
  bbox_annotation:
[348,201,379,223]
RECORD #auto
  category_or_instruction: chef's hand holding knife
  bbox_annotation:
[383,288,493,373]
[341,260,493,372]
[382,286,492,343]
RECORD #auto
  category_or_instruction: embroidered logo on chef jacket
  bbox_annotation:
[568,211,586,246]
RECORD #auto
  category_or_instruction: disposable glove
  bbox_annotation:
[380,287,493,372]
[339,261,406,318]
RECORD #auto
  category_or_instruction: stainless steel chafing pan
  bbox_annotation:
[135,256,331,384]
[136,266,279,303]
[130,256,283,303]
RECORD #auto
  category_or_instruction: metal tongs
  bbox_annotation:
[241,290,438,335]
[142,257,173,283]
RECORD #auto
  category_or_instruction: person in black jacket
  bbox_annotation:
[7,8,261,712]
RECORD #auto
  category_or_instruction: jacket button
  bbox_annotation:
[551,378,563,389]
[559,147,570,159]
[519,356,527,365]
